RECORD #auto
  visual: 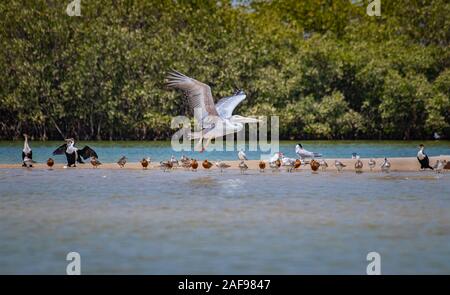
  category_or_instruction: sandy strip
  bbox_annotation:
[1,156,449,172]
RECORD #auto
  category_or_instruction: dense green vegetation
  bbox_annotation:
[1,0,449,140]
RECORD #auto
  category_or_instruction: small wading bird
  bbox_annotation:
[295,143,322,159]
[22,134,33,167]
[238,149,248,161]
[310,159,320,172]
[355,158,363,173]
[239,160,248,174]
[47,158,55,169]
[53,138,97,168]
[259,161,266,172]
[282,156,296,173]
[381,158,391,173]
[270,159,281,172]
[202,160,213,170]
[215,161,231,173]
[117,156,127,168]
[160,160,173,172]
[91,157,101,168]
[191,159,199,171]
[319,159,328,171]
[417,144,433,170]
[335,160,346,172]
[368,159,376,171]
[166,71,261,152]
[433,160,446,174]
[181,159,192,170]
[170,155,179,168]
[444,161,450,171]
[140,157,150,169]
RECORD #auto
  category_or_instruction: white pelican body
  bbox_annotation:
[167,71,260,152]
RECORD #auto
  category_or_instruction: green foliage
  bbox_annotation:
[0,0,449,140]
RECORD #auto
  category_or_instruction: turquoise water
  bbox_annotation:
[0,168,449,274]
[0,140,449,163]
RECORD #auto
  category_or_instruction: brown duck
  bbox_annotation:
[140,158,150,169]
[90,157,102,168]
[47,158,55,169]
[191,159,199,171]
[202,160,213,170]
[310,159,320,172]
[258,161,266,172]
[294,159,301,170]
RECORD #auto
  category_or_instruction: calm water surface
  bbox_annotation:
[0,167,449,274]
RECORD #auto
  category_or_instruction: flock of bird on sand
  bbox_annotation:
[20,134,449,174]
[17,71,449,175]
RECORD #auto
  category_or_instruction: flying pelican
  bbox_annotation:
[91,157,102,168]
[319,159,328,171]
[239,160,248,174]
[117,156,127,168]
[47,158,55,169]
[166,71,260,152]
[417,144,433,170]
[295,143,322,159]
[53,139,97,168]
[368,159,376,171]
[238,149,248,161]
[22,134,33,167]
[259,161,266,172]
[355,158,363,173]
[335,160,346,172]
[381,158,391,173]
[215,161,231,173]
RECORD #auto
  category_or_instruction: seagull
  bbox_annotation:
[310,159,320,172]
[417,144,433,170]
[368,159,376,171]
[238,149,248,161]
[433,160,445,174]
[335,160,346,172]
[295,143,322,159]
[239,160,248,174]
[140,157,150,169]
[215,161,231,172]
[319,159,328,171]
[22,134,33,167]
[258,161,266,172]
[166,71,261,152]
[381,158,391,173]
[355,158,363,173]
[53,138,97,168]
[47,158,55,169]
[117,156,127,168]
[91,157,102,168]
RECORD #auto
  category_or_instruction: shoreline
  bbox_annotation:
[1,156,449,172]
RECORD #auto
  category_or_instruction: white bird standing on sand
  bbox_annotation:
[335,160,346,172]
[215,161,231,173]
[381,158,391,173]
[433,160,445,174]
[368,159,376,171]
[319,159,328,171]
[166,71,261,152]
[238,149,248,161]
[22,134,33,167]
[295,143,322,159]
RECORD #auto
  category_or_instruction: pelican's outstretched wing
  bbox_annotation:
[53,144,67,155]
[166,70,219,123]
[215,90,246,119]
[79,146,98,159]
